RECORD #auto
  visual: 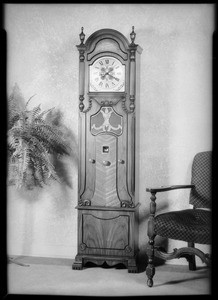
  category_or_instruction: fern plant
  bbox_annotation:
[7,94,71,189]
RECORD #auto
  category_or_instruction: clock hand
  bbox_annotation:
[100,72,111,79]
[108,73,119,81]
[100,71,119,81]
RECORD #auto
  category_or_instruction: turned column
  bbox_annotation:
[77,27,86,112]
[146,192,157,287]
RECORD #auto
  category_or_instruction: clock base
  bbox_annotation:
[72,254,138,273]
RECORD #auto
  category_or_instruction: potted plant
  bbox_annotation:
[7,86,71,190]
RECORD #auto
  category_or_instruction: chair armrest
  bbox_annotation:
[146,184,194,193]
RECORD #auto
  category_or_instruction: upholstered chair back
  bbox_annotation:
[189,151,212,209]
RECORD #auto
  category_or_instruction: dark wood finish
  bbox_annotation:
[146,185,194,193]
[73,205,139,272]
[146,192,156,287]
[187,241,196,271]
[145,180,211,287]
[73,27,142,272]
[154,246,210,267]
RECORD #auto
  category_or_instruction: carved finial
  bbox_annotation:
[130,26,136,44]
[79,27,85,44]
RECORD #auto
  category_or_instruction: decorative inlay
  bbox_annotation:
[91,107,123,136]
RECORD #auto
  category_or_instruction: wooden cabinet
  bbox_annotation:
[72,27,142,272]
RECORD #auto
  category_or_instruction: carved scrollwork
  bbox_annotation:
[121,94,135,113]
[79,243,87,251]
[100,100,114,106]
[78,199,91,206]
[92,96,124,107]
[121,98,128,113]
[125,246,133,253]
[80,97,92,113]
[121,200,135,208]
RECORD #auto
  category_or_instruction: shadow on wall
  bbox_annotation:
[7,84,78,256]
[45,108,79,189]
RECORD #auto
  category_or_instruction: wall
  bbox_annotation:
[5,4,214,265]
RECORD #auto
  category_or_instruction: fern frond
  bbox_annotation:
[28,135,49,153]
[32,124,70,155]
[36,107,55,123]
[25,94,37,109]
[28,104,42,124]
[8,135,20,151]
[7,92,71,189]
[34,151,60,185]
[8,84,25,129]
[20,146,31,178]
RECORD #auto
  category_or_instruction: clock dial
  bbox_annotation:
[89,56,125,92]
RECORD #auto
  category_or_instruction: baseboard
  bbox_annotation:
[8,255,74,266]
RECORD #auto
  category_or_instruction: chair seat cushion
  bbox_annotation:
[154,209,211,244]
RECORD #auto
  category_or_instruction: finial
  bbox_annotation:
[79,27,85,45]
[130,26,136,44]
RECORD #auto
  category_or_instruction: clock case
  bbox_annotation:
[73,27,142,272]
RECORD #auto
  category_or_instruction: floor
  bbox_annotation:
[7,256,211,296]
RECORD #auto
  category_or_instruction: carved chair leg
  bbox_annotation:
[146,237,156,287]
[146,192,157,287]
[188,242,196,271]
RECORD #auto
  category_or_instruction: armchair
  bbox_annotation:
[145,151,211,287]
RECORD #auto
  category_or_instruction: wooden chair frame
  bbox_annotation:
[145,185,211,287]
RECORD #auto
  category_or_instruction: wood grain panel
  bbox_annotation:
[116,106,133,202]
[82,213,129,250]
[91,134,120,206]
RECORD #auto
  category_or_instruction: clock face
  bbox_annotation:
[89,56,125,92]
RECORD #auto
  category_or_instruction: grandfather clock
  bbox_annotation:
[72,27,142,272]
